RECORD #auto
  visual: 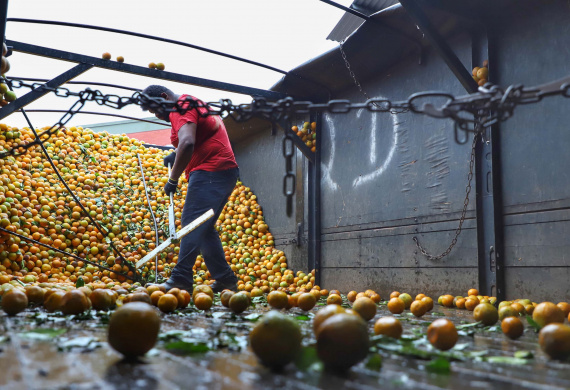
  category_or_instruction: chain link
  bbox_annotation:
[413,130,480,260]
[282,126,295,217]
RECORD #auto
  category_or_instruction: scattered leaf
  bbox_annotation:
[243,313,261,322]
[294,347,322,372]
[75,277,85,288]
[365,353,383,370]
[19,328,67,340]
[514,350,534,359]
[526,315,541,332]
[58,337,101,351]
[165,340,210,354]
[295,315,310,321]
[486,356,528,365]
[456,321,482,330]
[453,343,470,351]
[431,312,446,316]
[426,357,451,374]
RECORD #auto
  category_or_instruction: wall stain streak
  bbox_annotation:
[425,133,450,212]
[396,122,414,193]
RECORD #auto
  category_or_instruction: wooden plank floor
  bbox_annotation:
[1,298,569,390]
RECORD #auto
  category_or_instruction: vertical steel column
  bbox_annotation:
[473,28,505,301]
[307,112,322,285]
[0,1,8,47]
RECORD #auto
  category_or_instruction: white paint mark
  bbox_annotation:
[321,113,339,191]
[352,111,399,187]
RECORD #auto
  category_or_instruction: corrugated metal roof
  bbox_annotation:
[326,0,399,42]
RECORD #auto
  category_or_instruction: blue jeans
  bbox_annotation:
[169,168,239,288]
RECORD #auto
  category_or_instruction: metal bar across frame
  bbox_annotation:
[7,40,287,100]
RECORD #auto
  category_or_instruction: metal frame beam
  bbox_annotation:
[473,28,505,301]
[398,0,478,93]
[0,63,93,120]
[307,112,322,286]
[7,40,287,100]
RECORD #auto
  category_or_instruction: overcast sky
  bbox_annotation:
[3,0,353,129]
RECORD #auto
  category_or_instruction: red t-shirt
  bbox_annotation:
[169,94,238,179]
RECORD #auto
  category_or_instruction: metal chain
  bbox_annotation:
[412,129,479,260]
[339,40,410,114]
[282,127,295,217]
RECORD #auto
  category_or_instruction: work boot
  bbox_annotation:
[149,279,193,293]
[211,278,238,293]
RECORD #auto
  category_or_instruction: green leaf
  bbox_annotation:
[486,356,528,365]
[426,357,451,374]
[58,337,101,351]
[294,346,322,371]
[453,343,470,351]
[514,350,534,359]
[365,353,383,370]
[431,312,446,316]
[456,321,482,330]
[164,340,210,354]
[295,315,310,321]
[19,328,67,340]
[243,313,262,322]
[75,277,85,288]
[526,315,541,332]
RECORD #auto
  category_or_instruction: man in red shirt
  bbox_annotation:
[141,85,239,293]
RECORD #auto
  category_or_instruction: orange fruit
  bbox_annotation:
[148,62,157,69]
[150,291,164,306]
[116,56,124,63]
[179,290,191,307]
[410,300,427,317]
[390,291,400,299]
[60,289,90,315]
[220,290,234,307]
[415,294,426,301]
[320,289,329,297]
[427,319,458,351]
[194,293,213,310]
[130,292,152,305]
[498,306,519,321]
[329,290,340,296]
[1,289,28,315]
[313,304,346,335]
[157,293,178,313]
[467,288,479,297]
[369,293,381,304]
[557,302,570,317]
[347,291,357,302]
[352,297,376,321]
[501,317,524,340]
[229,292,250,314]
[326,294,342,305]
[539,323,570,360]
[249,310,302,369]
[297,293,317,311]
[464,298,479,311]
[525,304,535,316]
[267,290,288,309]
[90,289,115,311]
[421,296,434,311]
[156,63,165,71]
[102,52,111,60]
[510,302,525,315]
[455,298,466,310]
[533,302,565,328]
[441,295,454,308]
[146,285,161,295]
[374,317,403,339]
[192,285,214,301]
[108,302,160,358]
[316,313,369,371]
[25,286,45,305]
[44,290,65,312]
[387,297,405,314]
[473,303,498,325]
[398,293,412,309]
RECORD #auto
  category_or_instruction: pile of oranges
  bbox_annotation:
[0,122,318,294]
[292,121,317,153]
[472,60,489,87]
